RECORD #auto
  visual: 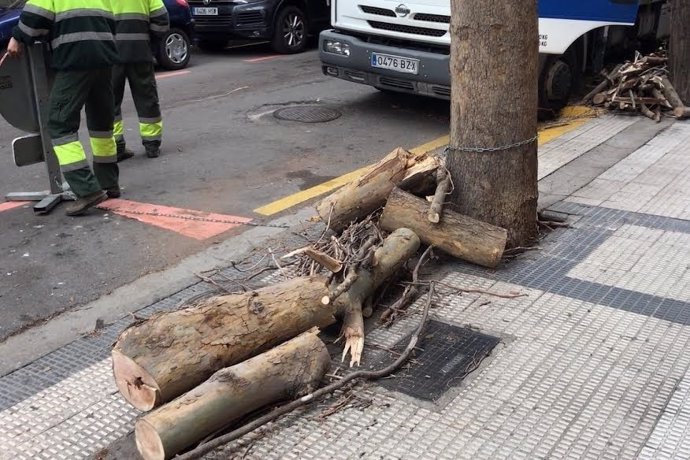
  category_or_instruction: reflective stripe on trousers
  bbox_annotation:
[140,119,163,141]
[113,119,124,142]
[53,139,89,172]
[90,131,117,163]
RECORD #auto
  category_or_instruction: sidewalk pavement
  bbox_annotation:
[2,114,690,460]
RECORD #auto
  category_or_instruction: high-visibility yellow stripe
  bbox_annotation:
[254,105,595,216]
[50,0,112,14]
[53,140,86,166]
[90,136,116,157]
[140,121,162,138]
[113,119,124,136]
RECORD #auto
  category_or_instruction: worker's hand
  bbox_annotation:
[7,38,24,58]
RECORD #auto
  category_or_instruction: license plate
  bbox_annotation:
[371,53,419,75]
[193,7,218,15]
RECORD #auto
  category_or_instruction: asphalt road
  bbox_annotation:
[0,43,451,341]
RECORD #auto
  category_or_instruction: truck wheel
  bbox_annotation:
[538,56,574,119]
[158,28,191,70]
[271,6,308,54]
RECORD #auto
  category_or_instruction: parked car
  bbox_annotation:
[189,0,329,54]
[0,0,194,71]
[0,1,21,50]
[156,0,194,70]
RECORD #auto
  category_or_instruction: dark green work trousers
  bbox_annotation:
[112,62,162,149]
[48,68,119,197]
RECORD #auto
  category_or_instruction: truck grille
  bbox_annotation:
[367,21,447,37]
[414,13,450,24]
[359,5,396,17]
[379,76,415,91]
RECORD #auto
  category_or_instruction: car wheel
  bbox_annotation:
[158,28,191,70]
[197,40,228,52]
[271,6,308,54]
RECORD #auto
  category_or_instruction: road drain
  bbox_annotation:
[273,105,342,123]
[377,320,501,402]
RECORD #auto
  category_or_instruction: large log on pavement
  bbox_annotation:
[380,188,507,268]
[112,276,334,411]
[316,148,439,231]
[135,330,330,460]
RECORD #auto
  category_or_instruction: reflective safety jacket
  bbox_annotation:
[12,0,118,70]
[111,0,170,63]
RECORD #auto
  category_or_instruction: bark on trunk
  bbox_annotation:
[670,0,690,104]
[380,188,507,268]
[112,276,334,411]
[315,148,438,231]
[135,331,330,460]
[447,0,539,248]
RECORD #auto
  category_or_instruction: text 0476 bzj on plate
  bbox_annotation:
[371,53,419,75]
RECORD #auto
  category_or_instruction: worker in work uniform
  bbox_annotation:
[7,0,120,216]
[112,0,169,161]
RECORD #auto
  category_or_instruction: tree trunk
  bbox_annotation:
[447,0,539,248]
[112,276,335,411]
[670,0,690,104]
[380,188,507,268]
[315,148,439,231]
[135,331,330,460]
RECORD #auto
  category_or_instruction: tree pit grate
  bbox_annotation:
[377,320,500,402]
[273,106,342,123]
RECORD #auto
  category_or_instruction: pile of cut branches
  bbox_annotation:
[583,50,690,121]
[110,147,515,460]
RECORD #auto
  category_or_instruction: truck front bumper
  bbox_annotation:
[319,29,451,99]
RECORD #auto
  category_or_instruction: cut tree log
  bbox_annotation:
[335,228,420,366]
[113,230,421,409]
[660,76,686,109]
[135,330,330,460]
[112,276,334,411]
[592,92,608,105]
[380,188,507,268]
[674,106,690,120]
[315,148,439,231]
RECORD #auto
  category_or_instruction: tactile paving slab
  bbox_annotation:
[377,320,500,402]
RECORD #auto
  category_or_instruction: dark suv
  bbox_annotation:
[189,0,329,53]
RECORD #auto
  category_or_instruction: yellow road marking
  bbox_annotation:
[255,106,594,216]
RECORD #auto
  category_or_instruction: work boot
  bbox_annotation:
[64,190,108,216]
[105,186,121,199]
[117,142,134,162]
[145,145,160,158]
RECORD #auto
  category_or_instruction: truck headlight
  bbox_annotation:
[324,40,350,56]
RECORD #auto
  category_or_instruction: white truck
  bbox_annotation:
[319,0,669,115]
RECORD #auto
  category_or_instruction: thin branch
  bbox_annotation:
[381,245,434,325]
[194,272,234,294]
[412,280,528,299]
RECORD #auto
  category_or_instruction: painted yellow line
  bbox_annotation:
[255,106,594,216]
